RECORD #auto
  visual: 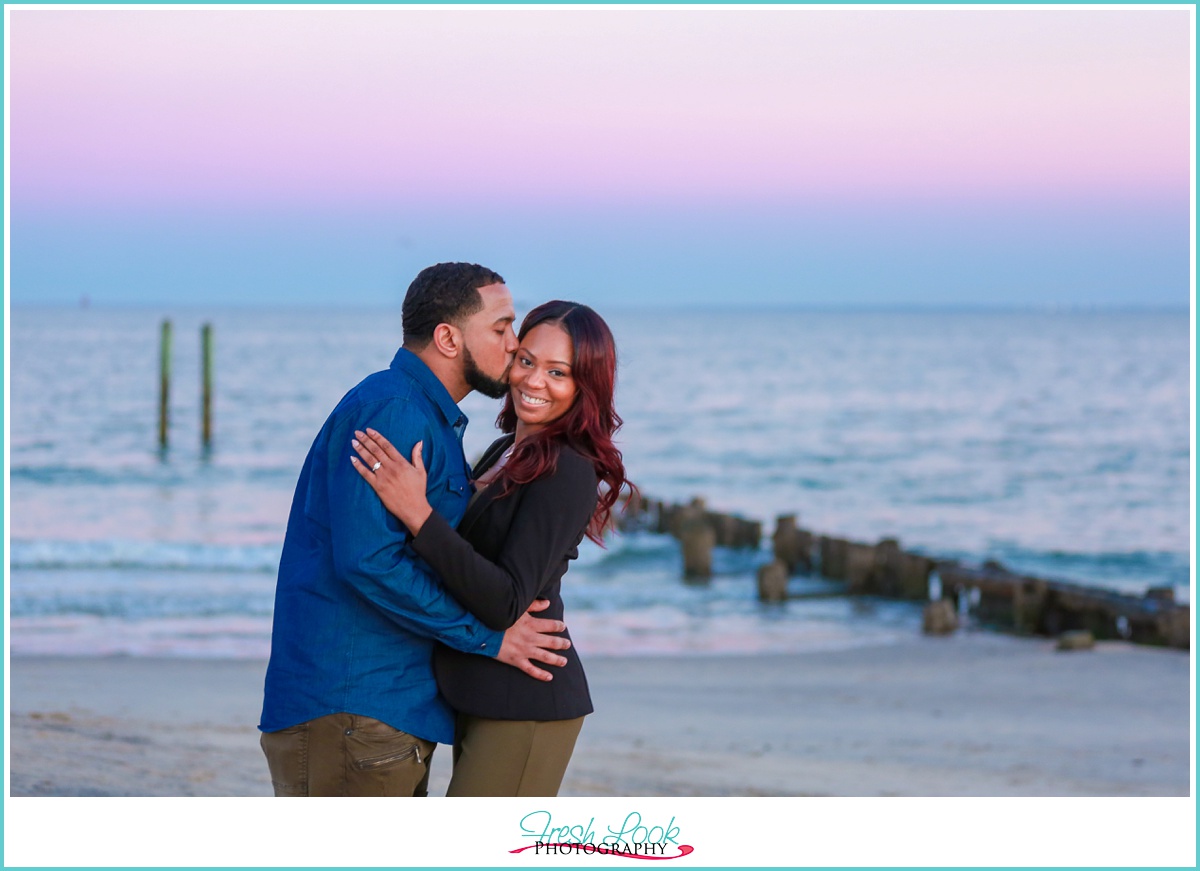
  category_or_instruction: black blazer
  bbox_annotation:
[410,434,597,721]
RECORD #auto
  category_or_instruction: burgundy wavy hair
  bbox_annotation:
[492,301,633,545]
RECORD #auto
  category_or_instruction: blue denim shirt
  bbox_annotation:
[259,348,503,744]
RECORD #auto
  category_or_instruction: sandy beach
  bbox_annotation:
[8,631,1190,798]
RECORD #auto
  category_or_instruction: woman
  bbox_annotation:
[349,300,630,796]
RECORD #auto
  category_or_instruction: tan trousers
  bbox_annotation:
[260,712,436,797]
[446,714,585,797]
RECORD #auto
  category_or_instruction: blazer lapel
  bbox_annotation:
[457,434,515,538]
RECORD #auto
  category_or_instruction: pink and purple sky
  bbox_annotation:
[7,6,1194,307]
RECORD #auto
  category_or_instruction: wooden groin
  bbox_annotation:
[816,534,934,600]
[618,493,1189,650]
[615,495,761,581]
[937,562,1189,649]
[617,495,762,550]
[810,527,1187,650]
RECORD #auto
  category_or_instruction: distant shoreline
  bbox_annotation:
[7,301,1192,314]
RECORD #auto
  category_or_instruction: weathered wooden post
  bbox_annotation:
[158,319,172,449]
[773,515,813,574]
[669,497,706,540]
[898,552,936,600]
[680,517,715,582]
[201,323,214,448]
[818,535,849,580]
[1159,605,1189,649]
[845,542,877,593]
[922,600,958,635]
[1012,577,1048,634]
[713,513,738,548]
[757,560,788,603]
[741,519,763,550]
[872,539,934,600]
[1056,630,1096,651]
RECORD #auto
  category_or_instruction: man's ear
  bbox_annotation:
[430,322,462,359]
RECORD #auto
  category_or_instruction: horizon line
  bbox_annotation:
[6,301,1192,315]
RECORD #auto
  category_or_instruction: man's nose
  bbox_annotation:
[504,328,518,354]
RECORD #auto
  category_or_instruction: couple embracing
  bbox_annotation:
[258,262,631,797]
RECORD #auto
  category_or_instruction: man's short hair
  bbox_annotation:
[402,262,505,348]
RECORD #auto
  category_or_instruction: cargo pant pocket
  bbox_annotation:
[344,716,435,796]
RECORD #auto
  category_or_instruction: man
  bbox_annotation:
[259,262,570,797]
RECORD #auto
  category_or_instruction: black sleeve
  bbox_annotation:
[409,451,599,631]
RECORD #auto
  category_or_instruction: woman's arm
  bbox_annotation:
[351,429,598,631]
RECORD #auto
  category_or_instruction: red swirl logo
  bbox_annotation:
[510,842,695,860]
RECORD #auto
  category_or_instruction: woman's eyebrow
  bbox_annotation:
[518,347,571,367]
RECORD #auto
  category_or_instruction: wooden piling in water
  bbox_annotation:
[756,559,789,603]
[844,542,877,593]
[773,514,813,574]
[158,319,172,449]
[938,562,1189,648]
[626,490,1186,650]
[922,599,958,635]
[650,496,761,550]
[818,535,849,580]
[872,538,935,600]
[201,323,214,448]
[680,517,715,582]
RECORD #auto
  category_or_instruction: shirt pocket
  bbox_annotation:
[437,473,472,519]
[444,474,471,498]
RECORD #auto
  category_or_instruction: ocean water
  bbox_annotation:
[7,307,1192,658]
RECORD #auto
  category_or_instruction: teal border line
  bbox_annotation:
[1,2,1195,870]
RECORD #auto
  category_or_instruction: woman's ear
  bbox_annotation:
[430,322,462,359]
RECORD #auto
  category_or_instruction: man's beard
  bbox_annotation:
[462,345,511,399]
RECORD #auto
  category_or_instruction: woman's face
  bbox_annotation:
[509,322,578,434]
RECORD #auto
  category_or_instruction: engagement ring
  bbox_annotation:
[371,461,382,472]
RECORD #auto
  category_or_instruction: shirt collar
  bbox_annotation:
[389,348,469,431]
